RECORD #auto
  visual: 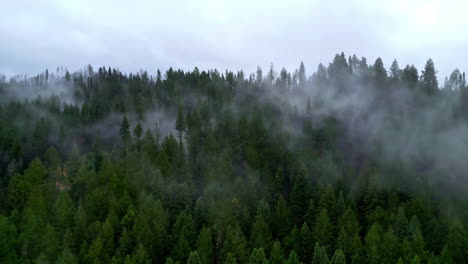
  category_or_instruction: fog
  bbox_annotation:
[2,0,468,80]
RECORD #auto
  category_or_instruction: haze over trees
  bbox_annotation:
[0,54,468,263]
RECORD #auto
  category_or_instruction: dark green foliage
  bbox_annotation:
[0,55,466,263]
[196,226,213,264]
[221,225,248,264]
[330,249,345,264]
[314,209,334,252]
[272,196,291,239]
[120,116,130,144]
[250,203,273,251]
[421,59,438,95]
[298,223,314,261]
[290,176,309,224]
[248,248,269,264]
[284,250,302,264]
[187,251,202,264]
[269,241,284,264]
[224,253,237,264]
[312,242,329,264]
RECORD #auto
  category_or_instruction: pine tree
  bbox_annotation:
[269,241,284,264]
[330,249,345,264]
[272,196,291,239]
[250,208,273,251]
[290,176,309,224]
[248,248,269,264]
[318,186,336,213]
[176,104,186,143]
[306,96,312,115]
[120,116,131,153]
[165,257,175,264]
[332,191,345,224]
[133,123,143,151]
[389,59,401,81]
[298,222,314,261]
[402,65,419,89]
[172,212,196,263]
[372,57,387,87]
[421,58,438,95]
[284,226,300,254]
[56,248,78,264]
[187,251,202,264]
[224,253,237,264]
[312,242,329,264]
[284,250,302,264]
[394,207,410,241]
[439,244,453,264]
[196,226,213,264]
[131,244,151,264]
[304,199,316,226]
[411,255,421,264]
[338,207,360,236]
[221,225,248,264]
[0,216,17,262]
[298,61,306,88]
[364,224,382,264]
[314,209,333,252]
[381,231,400,264]
[53,191,74,234]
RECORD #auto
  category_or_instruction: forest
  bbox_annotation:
[0,53,468,263]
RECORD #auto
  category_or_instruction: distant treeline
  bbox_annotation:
[0,53,467,263]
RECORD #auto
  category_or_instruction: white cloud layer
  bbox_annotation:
[1,0,467,79]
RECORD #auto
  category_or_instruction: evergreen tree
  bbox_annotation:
[176,104,186,143]
[411,255,421,264]
[248,248,269,264]
[56,248,78,264]
[306,97,312,115]
[439,244,453,264]
[312,242,329,264]
[250,207,273,251]
[269,241,284,264]
[298,222,314,261]
[365,224,382,264]
[187,251,202,264]
[330,249,345,264]
[221,225,248,264]
[314,209,333,252]
[304,199,316,226]
[298,62,306,88]
[338,207,360,236]
[372,57,387,87]
[389,59,401,81]
[272,196,291,239]
[402,65,419,89]
[290,177,309,224]
[284,250,302,264]
[394,207,410,241]
[196,226,213,264]
[120,116,131,152]
[133,123,143,151]
[421,58,438,95]
[224,253,237,264]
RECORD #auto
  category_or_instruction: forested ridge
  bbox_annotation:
[1,53,468,263]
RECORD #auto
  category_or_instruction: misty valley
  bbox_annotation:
[1,54,468,264]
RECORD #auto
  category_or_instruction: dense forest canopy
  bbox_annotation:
[0,53,468,263]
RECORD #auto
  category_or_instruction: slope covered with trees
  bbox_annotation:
[0,54,467,263]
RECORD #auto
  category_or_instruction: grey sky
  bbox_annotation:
[1,0,467,80]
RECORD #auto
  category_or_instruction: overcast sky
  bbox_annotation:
[1,0,467,80]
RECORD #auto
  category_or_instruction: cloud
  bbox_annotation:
[1,0,467,79]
